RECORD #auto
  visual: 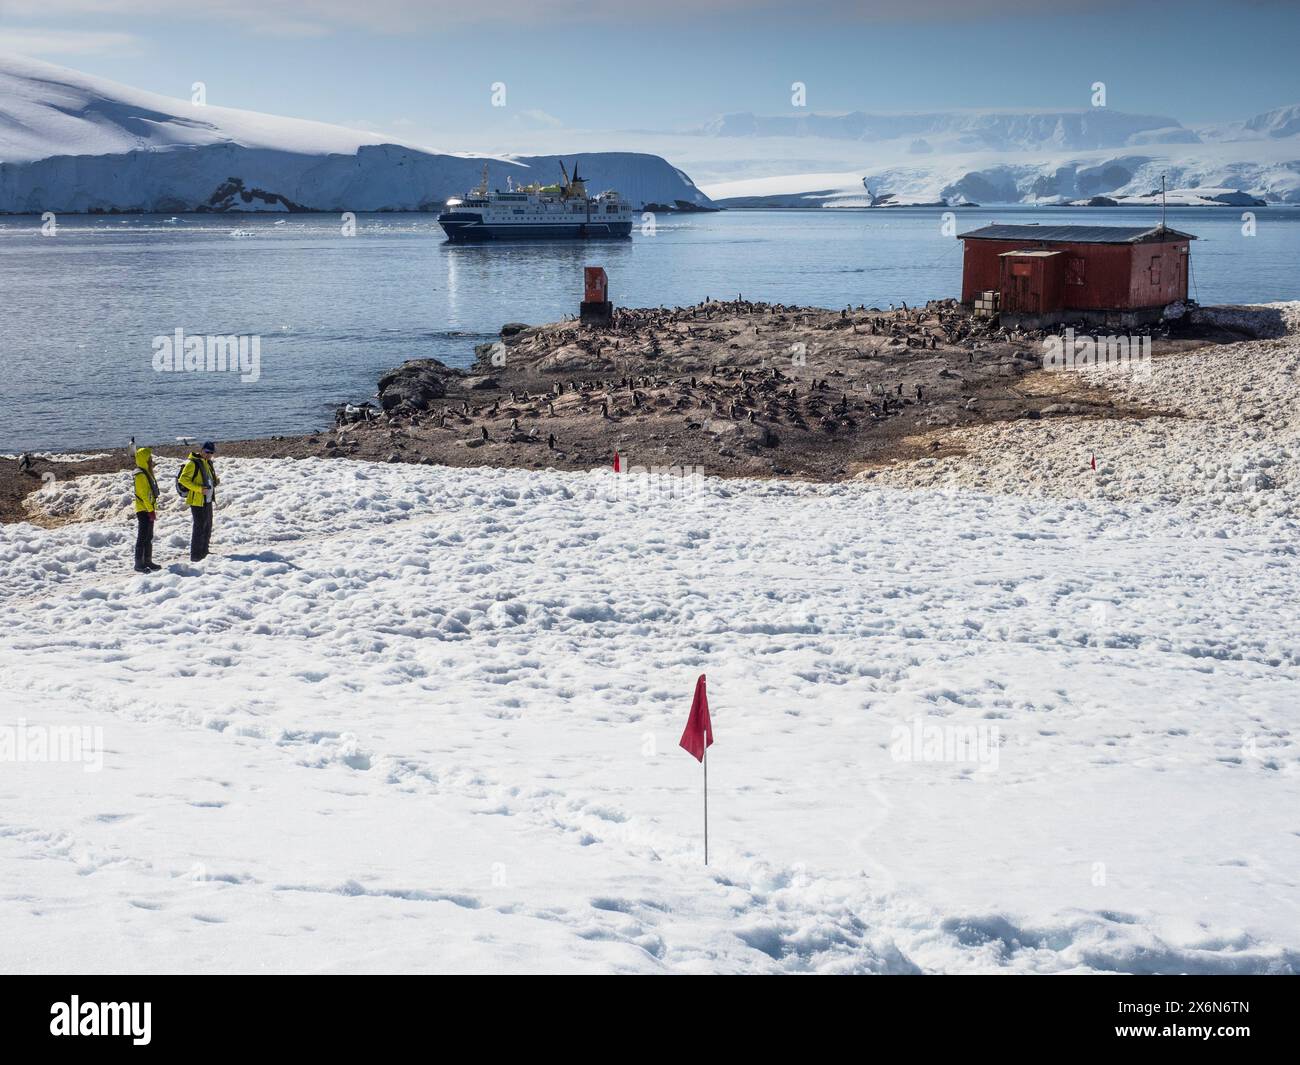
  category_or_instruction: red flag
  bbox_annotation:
[1090,453,1097,470]
[679,674,713,762]
[613,451,621,472]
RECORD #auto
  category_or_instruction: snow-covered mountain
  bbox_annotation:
[1244,103,1300,139]
[703,145,1300,208]
[697,109,1199,152]
[0,54,713,213]
[1198,103,1300,143]
[4,52,1296,213]
[694,105,1300,207]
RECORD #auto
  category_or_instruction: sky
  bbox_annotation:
[1,0,1298,156]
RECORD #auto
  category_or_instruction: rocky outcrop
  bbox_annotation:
[202,176,307,213]
[376,358,461,413]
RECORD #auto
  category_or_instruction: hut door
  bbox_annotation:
[1014,271,1031,309]
[1007,262,1033,312]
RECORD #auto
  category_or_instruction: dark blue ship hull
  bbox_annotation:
[438,212,633,243]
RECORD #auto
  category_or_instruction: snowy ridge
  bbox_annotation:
[703,144,1300,207]
[3,421,1298,971]
[0,54,713,213]
[696,102,1300,206]
[0,51,429,163]
[698,108,1195,152]
[1202,103,1300,142]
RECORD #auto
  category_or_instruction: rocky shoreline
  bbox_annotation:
[330,298,1209,480]
[2,299,1249,524]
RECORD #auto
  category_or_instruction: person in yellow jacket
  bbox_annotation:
[131,446,162,573]
[178,441,220,562]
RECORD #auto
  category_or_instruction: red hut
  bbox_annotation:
[958,224,1195,328]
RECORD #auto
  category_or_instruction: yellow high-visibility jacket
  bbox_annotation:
[132,447,158,514]
[178,453,219,508]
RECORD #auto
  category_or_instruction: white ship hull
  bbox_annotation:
[437,171,633,243]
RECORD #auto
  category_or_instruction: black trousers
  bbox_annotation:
[134,511,155,568]
[190,503,213,561]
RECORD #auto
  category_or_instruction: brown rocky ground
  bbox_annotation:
[329,298,1192,478]
[4,299,1231,525]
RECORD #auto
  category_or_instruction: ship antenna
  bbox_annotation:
[1160,173,1167,231]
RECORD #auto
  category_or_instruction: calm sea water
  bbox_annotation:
[2,205,1297,452]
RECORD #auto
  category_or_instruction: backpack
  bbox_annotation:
[176,458,197,499]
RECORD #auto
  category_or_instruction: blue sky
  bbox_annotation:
[2,0,1298,147]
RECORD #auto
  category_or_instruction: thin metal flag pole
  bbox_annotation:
[703,744,709,865]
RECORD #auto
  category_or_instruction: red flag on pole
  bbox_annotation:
[679,674,713,864]
[613,451,621,473]
[1090,453,1097,471]
[679,674,713,762]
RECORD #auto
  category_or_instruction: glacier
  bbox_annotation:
[0,53,713,214]
[695,105,1300,207]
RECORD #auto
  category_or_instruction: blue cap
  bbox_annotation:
[202,441,216,453]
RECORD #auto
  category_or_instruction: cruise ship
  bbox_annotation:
[437,163,633,242]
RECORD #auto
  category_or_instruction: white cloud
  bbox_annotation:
[512,109,565,129]
[0,28,142,55]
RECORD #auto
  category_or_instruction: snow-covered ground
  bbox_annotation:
[867,303,1300,531]
[3,372,1298,971]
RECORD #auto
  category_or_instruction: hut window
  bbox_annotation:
[1066,256,1085,285]
[1149,255,1163,285]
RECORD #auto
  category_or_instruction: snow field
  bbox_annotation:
[2,453,1297,973]
[868,305,1300,531]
